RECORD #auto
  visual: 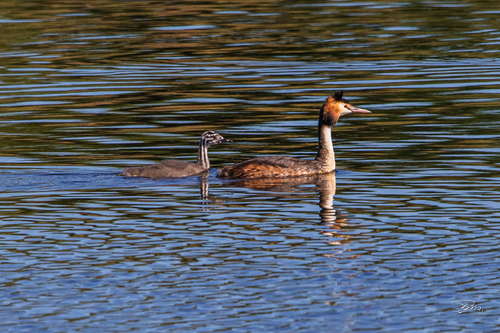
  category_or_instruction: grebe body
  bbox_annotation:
[218,92,370,179]
[218,156,326,179]
[122,131,230,179]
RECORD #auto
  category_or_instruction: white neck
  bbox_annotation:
[197,140,210,170]
[315,123,335,171]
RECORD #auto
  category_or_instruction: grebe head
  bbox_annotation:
[321,91,371,125]
[201,130,232,146]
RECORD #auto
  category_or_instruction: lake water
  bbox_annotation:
[0,1,499,332]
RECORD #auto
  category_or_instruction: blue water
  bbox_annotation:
[0,1,499,332]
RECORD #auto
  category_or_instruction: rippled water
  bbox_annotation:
[1,1,499,332]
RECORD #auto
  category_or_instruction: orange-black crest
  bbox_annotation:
[320,94,340,126]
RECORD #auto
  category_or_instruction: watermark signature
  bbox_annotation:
[457,301,485,314]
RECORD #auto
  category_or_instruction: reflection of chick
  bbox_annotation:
[122,131,230,178]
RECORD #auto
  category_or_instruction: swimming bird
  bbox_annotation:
[122,130,231,178]
[218,92,370,179]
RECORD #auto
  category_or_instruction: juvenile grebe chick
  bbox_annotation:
[218,92,371,179]
[122,131,230,179]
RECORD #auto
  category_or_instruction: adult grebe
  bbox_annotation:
[122,130,231,178]
[218,92,371,179]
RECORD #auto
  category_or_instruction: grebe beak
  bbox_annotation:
[222,138,232,143]
[347,106,371,114]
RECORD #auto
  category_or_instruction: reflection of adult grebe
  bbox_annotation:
[230,171,336,209]
[121,131,231,178]
[229,173,348,242]
[219,92,371,179]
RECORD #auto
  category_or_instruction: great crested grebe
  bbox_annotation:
[122,130,231,178]
[218,92,371,179]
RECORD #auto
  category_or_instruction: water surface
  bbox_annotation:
[0,1,499,332]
